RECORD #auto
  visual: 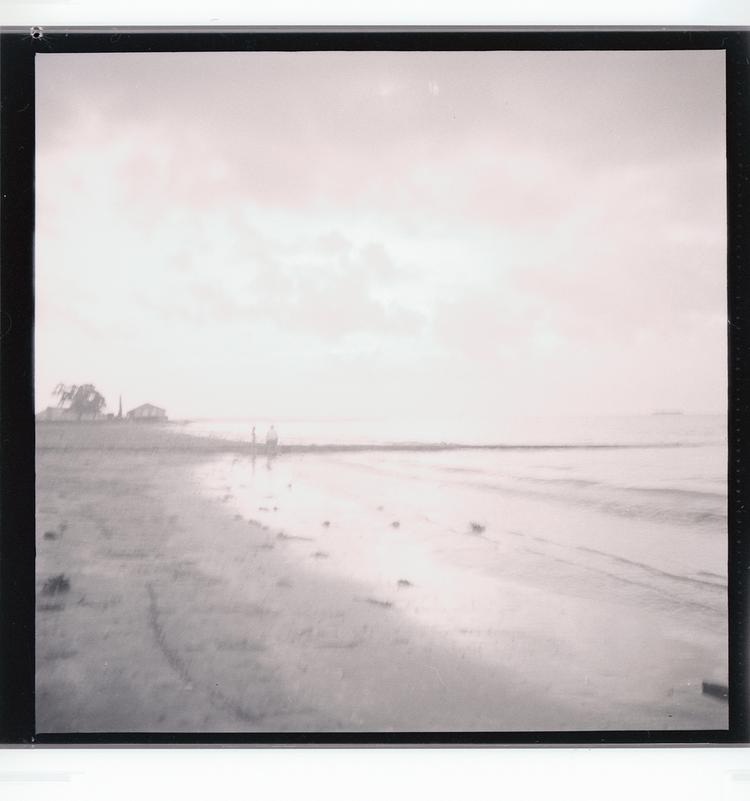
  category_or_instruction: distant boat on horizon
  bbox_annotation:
[651,409,684,416]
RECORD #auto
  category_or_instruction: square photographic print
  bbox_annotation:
[32,46,728,735]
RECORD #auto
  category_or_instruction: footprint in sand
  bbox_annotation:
[216,638,265,653]
[391,521,400,529]
[322,521,331,527]
[41,648,78,661]
[311,551,329,559]
[317,639,363,650]
[396,579,413,588]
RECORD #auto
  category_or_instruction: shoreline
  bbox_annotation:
[36,423,727,732]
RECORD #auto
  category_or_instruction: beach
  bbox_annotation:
[36,420,728,732]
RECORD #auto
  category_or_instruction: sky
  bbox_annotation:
[35,50,726,421]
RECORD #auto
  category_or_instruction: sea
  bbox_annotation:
[175,413,727,575]
[176,412,728,714]
[176,414,727,527]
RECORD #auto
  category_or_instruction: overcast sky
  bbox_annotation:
[35,50,726,420]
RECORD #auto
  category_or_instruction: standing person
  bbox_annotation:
[251,425,256,456]
[266,425,279,457]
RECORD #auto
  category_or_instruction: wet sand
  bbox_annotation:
[36,423,727,732]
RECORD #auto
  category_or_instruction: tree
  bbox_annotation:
[53,383,106,420]
[53,383,77,407]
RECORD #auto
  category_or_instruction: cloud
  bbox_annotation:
[34,50,727,418]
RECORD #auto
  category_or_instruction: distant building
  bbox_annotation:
[126,403,167,422]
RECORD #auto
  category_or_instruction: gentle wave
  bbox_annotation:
[517,475,726,503]
[482,478,728,529]
[398,466,728,530]
[318,448,727,530]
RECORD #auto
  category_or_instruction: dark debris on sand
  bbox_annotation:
[44,521,68,540]
[702,681,728,702]
[41,574,71,596]
[363,597,393,609]
[277,531,313,542]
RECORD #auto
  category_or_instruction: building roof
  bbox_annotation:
[127,403,166,414]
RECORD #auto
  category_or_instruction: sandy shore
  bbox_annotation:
[36,423,727,733]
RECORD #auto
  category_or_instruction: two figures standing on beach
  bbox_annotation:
[250,425,278,457]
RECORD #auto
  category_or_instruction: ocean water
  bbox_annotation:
[187,413,727,593]
[178,414,727,535]
[185,413,727,720]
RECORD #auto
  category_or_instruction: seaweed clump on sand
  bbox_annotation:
[42,574,71,595]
